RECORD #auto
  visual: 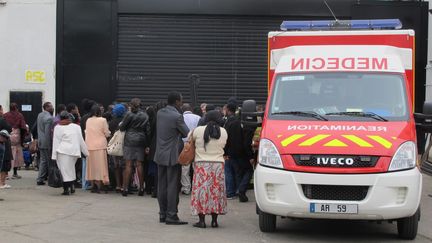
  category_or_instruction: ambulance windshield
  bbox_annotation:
[270,73,409,121]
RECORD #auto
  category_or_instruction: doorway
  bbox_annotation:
[9,91,43,129]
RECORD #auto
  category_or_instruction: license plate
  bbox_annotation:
[310,203,358,214]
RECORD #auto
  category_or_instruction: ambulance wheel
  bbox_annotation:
[259,209,276,232]
[397,208,420,240]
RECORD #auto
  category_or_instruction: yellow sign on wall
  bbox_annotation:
[25,70,46,83]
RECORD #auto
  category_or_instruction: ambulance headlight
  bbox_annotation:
[259,139,283,168]
[388,141,416,172]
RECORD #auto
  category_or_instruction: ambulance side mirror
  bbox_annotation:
[241,100,264,129]
[414,102,432,133]
[423,102,432,115]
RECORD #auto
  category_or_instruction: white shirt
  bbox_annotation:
[182,111,201,142]
[52,123,89,160]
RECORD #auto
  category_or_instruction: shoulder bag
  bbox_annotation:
[48,160,63,188]
[178,130,195,166]
[107,130,125,156]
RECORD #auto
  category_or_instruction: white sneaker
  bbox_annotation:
[0,184,11,189]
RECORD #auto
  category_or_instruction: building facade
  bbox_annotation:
[0,0,56,127]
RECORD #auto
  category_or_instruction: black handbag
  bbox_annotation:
[48,160,63,188]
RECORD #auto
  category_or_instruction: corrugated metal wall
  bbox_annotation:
[117,15,285,106]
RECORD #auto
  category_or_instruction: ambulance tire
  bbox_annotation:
[397,207,420,240]
[258,209,276,232]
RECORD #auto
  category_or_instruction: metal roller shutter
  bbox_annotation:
[117,14,285,107]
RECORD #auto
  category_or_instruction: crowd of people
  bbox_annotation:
[0,91,261,227]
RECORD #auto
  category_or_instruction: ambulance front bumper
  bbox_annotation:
[254,164,422,220]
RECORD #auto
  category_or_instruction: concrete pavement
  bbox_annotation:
[0,170,431,243]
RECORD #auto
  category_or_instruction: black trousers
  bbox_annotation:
[75,158,82,183]
[157,164,181,218]
[0,143,4,170]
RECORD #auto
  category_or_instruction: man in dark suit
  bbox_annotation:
[155,91,189,225]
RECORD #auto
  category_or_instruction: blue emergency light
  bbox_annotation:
[280,19,402,31]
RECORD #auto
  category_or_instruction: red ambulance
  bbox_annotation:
[254,19,422,239]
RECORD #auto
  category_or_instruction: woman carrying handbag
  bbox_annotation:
[52,112,89,195]
[119,98,149,197]
[189,110,228,228]
[107,103,127,193]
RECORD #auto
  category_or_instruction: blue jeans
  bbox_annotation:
[225,158,243,197]
[81,158,91,190]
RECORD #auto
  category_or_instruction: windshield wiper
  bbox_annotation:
[272,111,328,121]
[325,111,388,122]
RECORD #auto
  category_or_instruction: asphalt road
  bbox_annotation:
[0,170,431,243]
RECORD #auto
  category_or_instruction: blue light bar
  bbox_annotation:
[280,19,402,31]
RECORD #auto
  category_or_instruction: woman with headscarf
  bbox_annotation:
[52,112,89,195]
[190,110,228,228]
[119,98,149,197]
[85,105,111,193]
[108,103,127,192]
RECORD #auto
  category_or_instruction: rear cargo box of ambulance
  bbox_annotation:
[255,20,422,240]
